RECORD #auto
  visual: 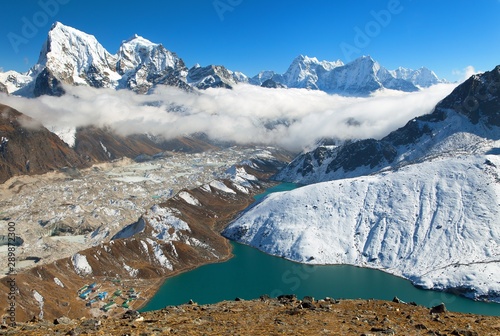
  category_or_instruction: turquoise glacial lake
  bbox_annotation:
[141,183,500,316]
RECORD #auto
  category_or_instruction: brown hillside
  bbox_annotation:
[0,104,88,183]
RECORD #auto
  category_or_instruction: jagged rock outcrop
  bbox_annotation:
[261,79,286,89]
[187,64,238,89]
[0,82,7,94]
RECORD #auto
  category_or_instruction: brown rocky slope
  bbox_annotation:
[0,104,88,183]
[3,296,500,335]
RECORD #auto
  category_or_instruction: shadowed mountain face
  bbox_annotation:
[0,103,225,183]
[0,104,88,183]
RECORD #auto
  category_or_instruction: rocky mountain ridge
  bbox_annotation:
[0,103,229,183]
[277,65,500,183]
[1,22,446,97]
[250,55,445,95]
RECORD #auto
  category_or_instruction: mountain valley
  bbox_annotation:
[0,19,499,330]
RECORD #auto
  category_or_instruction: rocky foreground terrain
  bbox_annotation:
[2,296,499,335]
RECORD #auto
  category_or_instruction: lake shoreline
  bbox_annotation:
[141,182,500,317]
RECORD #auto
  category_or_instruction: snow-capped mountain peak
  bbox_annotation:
[117,34,178,74]
[280,54,344,90]
[116,32,189,93]
[391,66,444,88]
[1,22,445,97]
[252,54,421,95]
[38,22,120,87]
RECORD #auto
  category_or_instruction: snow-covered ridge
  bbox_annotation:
[224,155,500,302]
[390,66,445,88]
[0,22,446,96]
[251,55,444,95]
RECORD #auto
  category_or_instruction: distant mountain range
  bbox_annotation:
[0,22,445,97]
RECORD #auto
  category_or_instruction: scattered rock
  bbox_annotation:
[54,316,73,325]
[392,297,403,304]
[122,310,140,320]
[80,318,101,330]
[278,294,297,303]
[303,296,315,303]
[415,323,427,330]
[299,301,316,310]
[430,303,447,314]
[370,327,395,334]
[451,330,478,336]
[4,297,500,335]
[259,294,270,301]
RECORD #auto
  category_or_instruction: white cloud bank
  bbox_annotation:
[452,65,481,82]
[0,83,458,152]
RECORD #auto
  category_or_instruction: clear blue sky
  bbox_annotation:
[0,0,499,81]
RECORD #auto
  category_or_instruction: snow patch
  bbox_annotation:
[146,238,173,270]
[54,277,64,288]
[209,180,236,194]
[48,126,76,147]
[145,205,190,242]
[178,191,201,206]
[33,290,44,319]
[123,264,139,277]
[100,141,111,158]
[71,253,93,276]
